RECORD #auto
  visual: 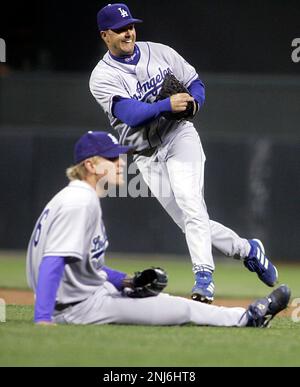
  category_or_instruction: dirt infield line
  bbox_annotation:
[0,289,34,305]
[0,288,293,318]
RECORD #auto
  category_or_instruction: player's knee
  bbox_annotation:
[175,196,205,215]
[182,209,210,228]
[177,301,192,324]
[169,297,191,324]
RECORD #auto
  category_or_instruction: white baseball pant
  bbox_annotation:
[53,282,247,326]
[136,125,250,273]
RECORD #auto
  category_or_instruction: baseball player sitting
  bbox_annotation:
[26,131,290,327]
[89,3,278,303]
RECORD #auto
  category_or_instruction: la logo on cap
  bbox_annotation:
[118,7,129,18]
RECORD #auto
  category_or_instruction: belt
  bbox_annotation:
[55,301,83,312]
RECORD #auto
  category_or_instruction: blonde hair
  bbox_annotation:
[66,156,100,181]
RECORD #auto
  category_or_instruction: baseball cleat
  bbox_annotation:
[244,239,278,287]
[246,284,291,328]
[191,271,215,304]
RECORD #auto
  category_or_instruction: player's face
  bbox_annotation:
[102,24,136,57]
[109,156,126,186]
[95,156,126,187]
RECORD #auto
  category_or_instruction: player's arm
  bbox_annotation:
[162,44,205,113]
[34,256,66,325]
[112,95,195,127]
[102,266,130,290]
[103,266,168,298]
[188,78,205,110]
[112,97,172,127]
[35,206,94,324]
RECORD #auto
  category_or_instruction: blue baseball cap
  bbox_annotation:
[74,131,133,164]
[97,3,143,31]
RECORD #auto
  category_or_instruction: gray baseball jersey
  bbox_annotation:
[26,180,108,304]
[89,41,198,152]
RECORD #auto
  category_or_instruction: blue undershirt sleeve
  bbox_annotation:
[34,256,66,323]
[102,266,127,291]
[112,97,172,127]
[188,78,205,108]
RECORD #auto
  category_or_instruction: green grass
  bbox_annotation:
[1,251,300,366]
[1,306,300,367]
[1,251,299,299]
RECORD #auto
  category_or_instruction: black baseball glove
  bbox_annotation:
[123,267,168,298]
[155,73,197,120]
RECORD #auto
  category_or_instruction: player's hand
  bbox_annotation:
[122,275,134,289]
[170,93,195,113]
[123,267,168,298]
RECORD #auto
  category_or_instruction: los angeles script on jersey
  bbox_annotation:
[132,67,172,100]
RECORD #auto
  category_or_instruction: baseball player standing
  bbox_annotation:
[26,131,290,326]
[89,3,278,303]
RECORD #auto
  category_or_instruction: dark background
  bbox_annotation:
[1,0,300,74]
[0,0,299,261]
